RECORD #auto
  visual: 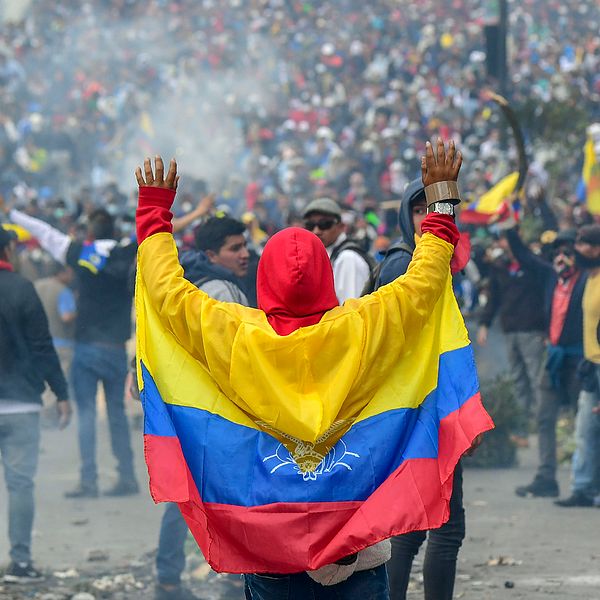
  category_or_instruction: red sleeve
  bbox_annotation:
[421,213,460,248]
[136,187,176,243]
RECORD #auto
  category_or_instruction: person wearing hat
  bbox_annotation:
[302,197,372,303]
[554,224,600,508]
[0,225,72,582]
[507,225,588,499]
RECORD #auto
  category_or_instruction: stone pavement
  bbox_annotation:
[0,415,599,599]
[1,318,599,599]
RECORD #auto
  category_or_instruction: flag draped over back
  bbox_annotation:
[136,230,493,574]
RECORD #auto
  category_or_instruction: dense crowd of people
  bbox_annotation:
[1,1,600,599]
[0,0,599,233]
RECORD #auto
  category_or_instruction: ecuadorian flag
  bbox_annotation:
[136,230,493,574]
[579,137,600,215]
[459,171,519,226]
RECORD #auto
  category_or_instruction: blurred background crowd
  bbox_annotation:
[0,0,599,251]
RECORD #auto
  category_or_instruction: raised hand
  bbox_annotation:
[421,138,462,187]
[196,192,216,216]
[135,156,179,191]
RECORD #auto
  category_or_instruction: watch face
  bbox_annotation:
[429,202,454,215]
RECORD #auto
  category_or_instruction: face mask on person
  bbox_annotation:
[553,247,577,279]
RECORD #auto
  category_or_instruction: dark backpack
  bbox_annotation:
[360,241,413,296]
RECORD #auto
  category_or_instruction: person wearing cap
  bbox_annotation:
[302,197,372,303]
[507,226,588,499]
[554,224,600,508]
[0,225,72,583]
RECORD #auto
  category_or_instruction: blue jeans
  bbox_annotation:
[244,564,389,600]
[388,463,465,600]
[71,342,135,486]
[571,390,600,496]
[0,412,40,564]
[156,503,189,585]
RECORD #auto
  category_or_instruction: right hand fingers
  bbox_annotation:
[164,158,178,189]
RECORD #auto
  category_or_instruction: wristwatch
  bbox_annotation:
[427,201,455,216]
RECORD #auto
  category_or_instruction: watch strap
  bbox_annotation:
[427,201,455,216]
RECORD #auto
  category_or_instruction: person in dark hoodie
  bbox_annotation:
[0,226,71,583]
[5,205,139,498]
[376,179,429,288]
[476,231,547,447]
[374,179,468,600]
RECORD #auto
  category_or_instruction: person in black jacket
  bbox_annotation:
[0,226,71,583]
[476,233,547,445]
[5,204,139,498]
[508,227,588,498]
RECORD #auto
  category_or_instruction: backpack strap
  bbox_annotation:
[330,239,377,271]
[192,275,213,288]
[361,241,413,296]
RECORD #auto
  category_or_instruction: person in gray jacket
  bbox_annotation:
[179,216,250,304]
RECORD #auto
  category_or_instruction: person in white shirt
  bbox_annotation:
[302,197,371,303]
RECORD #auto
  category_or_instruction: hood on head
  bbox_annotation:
[397,178,425,251]
[257,228,339,335]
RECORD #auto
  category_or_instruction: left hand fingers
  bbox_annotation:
[143,157,154,185]
[450,147,462,179]
[135,166,145,187]
[154,156,164,184]
[446,139,456,165]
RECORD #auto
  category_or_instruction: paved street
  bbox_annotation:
[0,327,598,599]
[0,412,599,599]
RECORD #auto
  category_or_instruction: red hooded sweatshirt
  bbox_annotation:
[257,228,339,336]
[256,216,458,336]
